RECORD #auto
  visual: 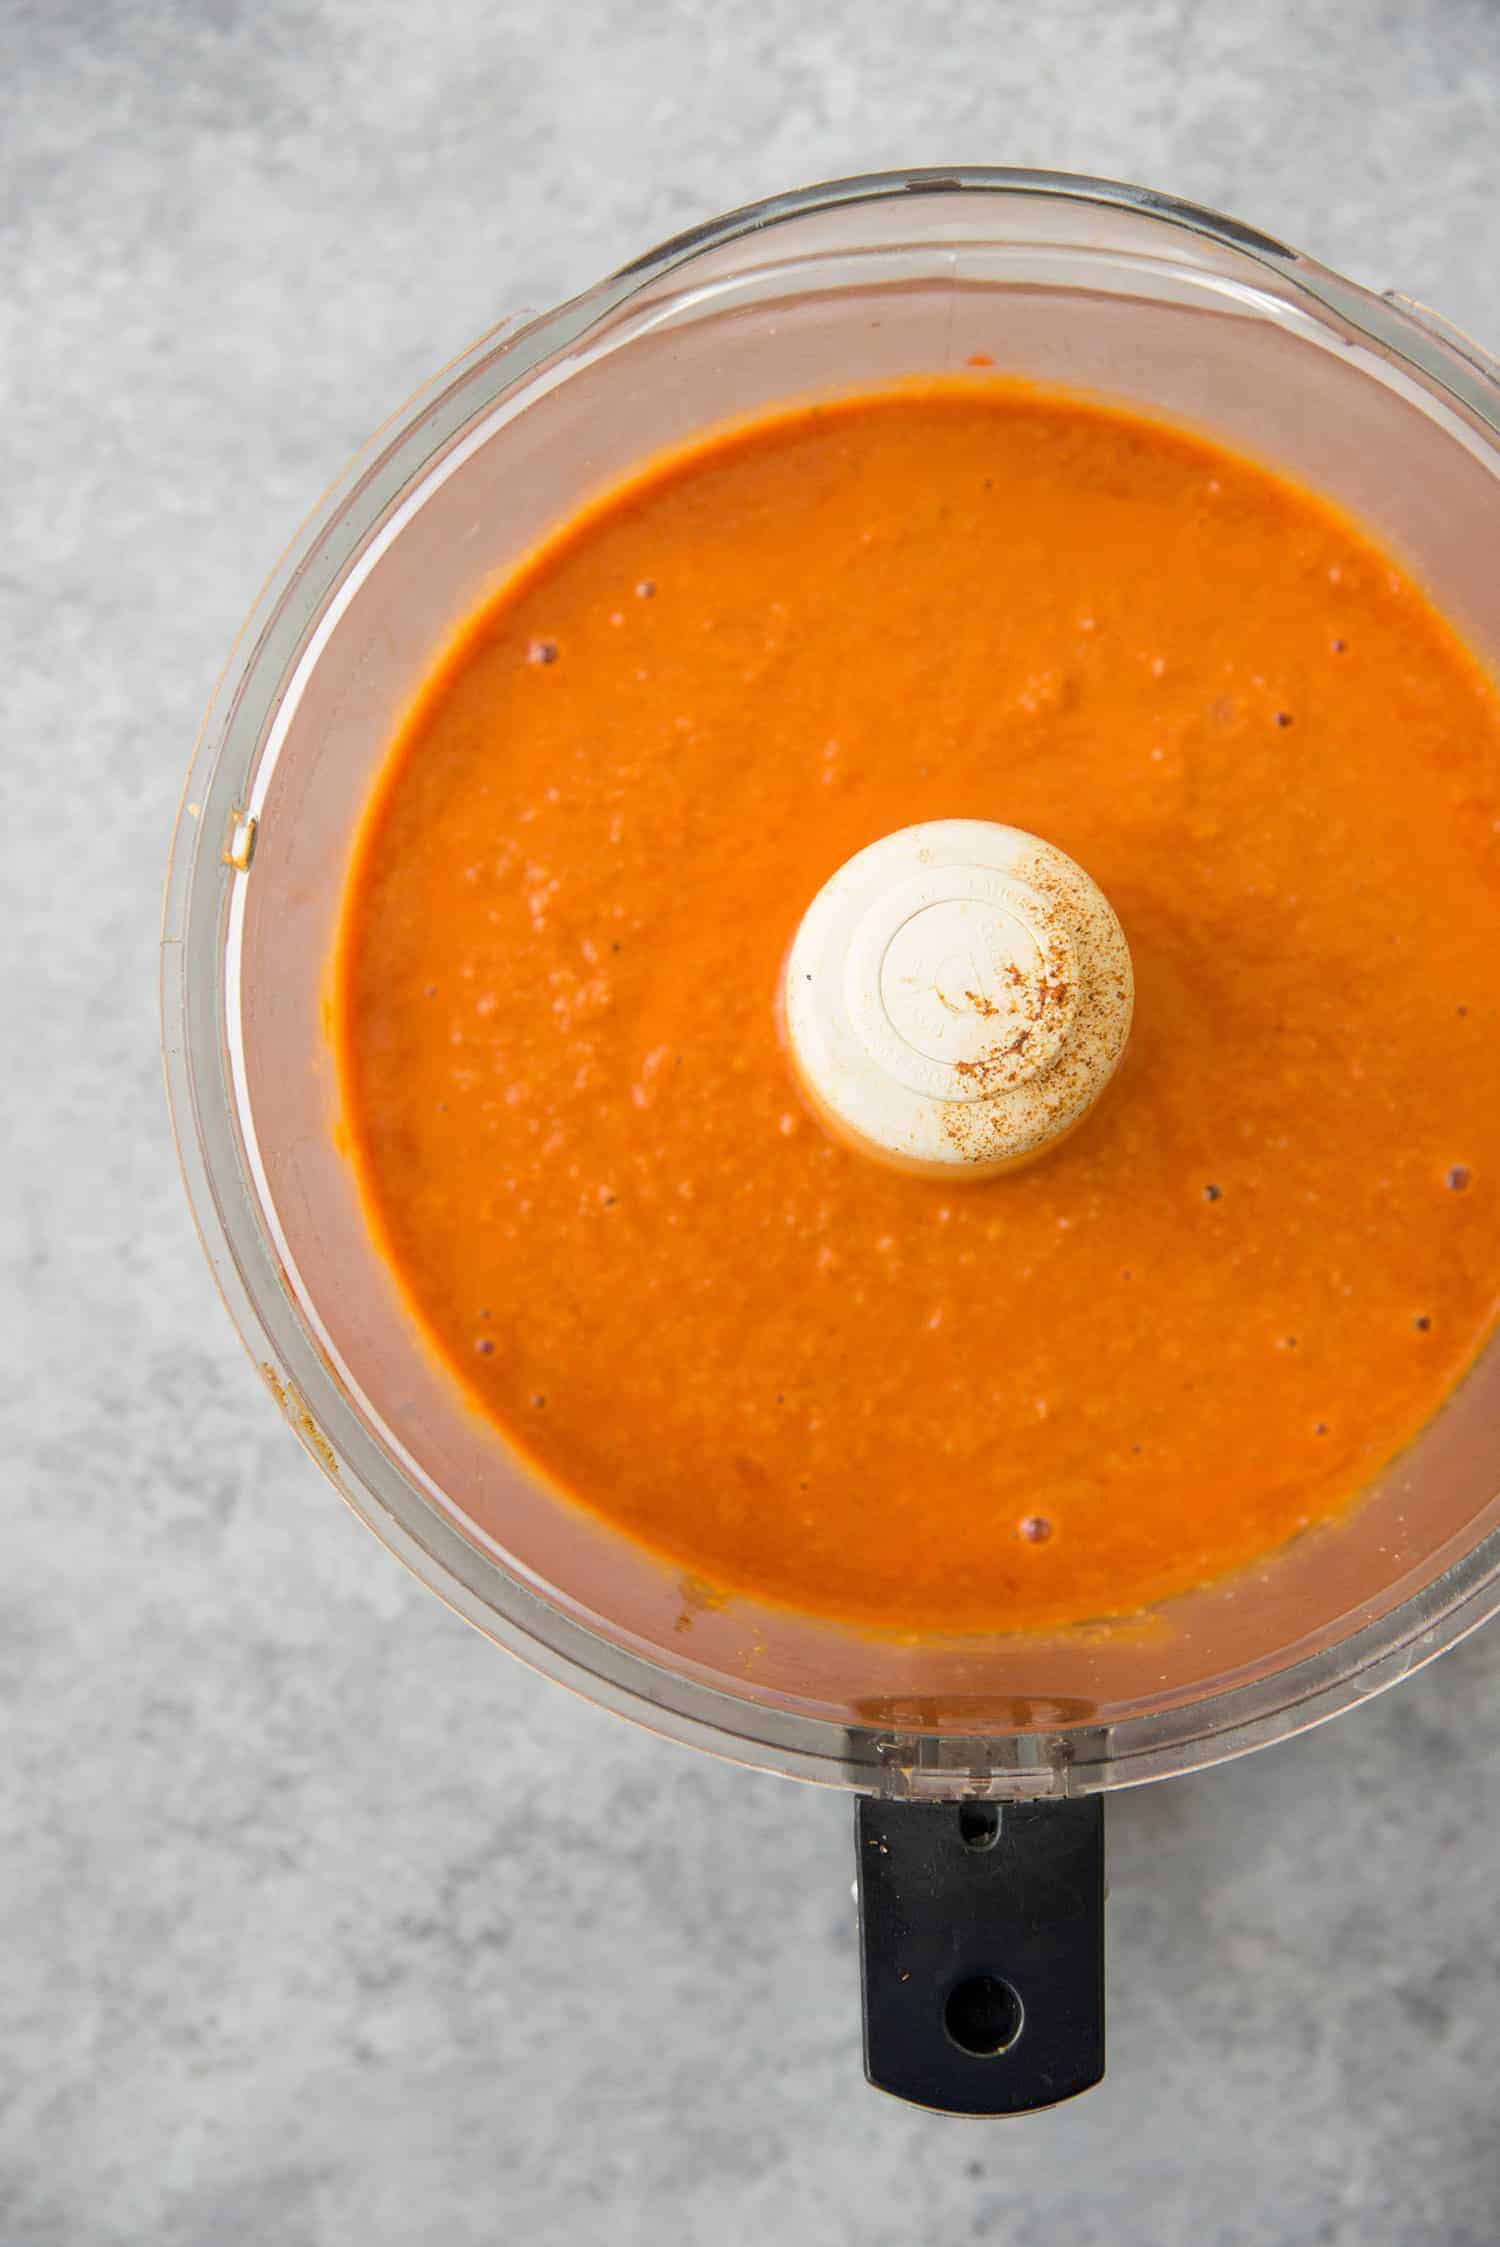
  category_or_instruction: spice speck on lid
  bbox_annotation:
[1274,711,1293,728]
[1204,1183,1223,1202]
[1415,1315,1432,1332]
[1448,1165,1472,1192]
[527,638,559,665]
[1019,1514,1052,1543]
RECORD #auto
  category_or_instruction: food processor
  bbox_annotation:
[162,168,1500,2114]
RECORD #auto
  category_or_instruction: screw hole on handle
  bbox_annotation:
[958,1800,1001,1851]
[944,1974,1025,2058]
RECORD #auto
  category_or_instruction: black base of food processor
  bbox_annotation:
[855,1796,1105,2115]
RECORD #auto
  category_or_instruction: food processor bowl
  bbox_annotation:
[164,169,1500,2112]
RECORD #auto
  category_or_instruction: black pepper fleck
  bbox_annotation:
[1274,711,1293,728]
[527,638,559,665]
[635,579,656,599]
[1204,1183,1223,1203]
[1415,1315,1431,1333]
[1447,1165,1471,1192]
[475,1337,495,1356]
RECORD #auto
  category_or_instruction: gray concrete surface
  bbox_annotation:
[5,2,1500,2241]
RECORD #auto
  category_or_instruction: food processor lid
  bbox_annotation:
[783,819,1133,1174]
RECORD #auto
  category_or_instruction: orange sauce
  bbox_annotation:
[332,381,1500,1635]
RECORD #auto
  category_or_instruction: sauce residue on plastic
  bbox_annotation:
[332,379,1500,1635]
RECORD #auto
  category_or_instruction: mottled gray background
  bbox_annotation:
[5,1,1500,2241]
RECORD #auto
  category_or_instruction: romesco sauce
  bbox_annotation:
[332,381,1500,1636]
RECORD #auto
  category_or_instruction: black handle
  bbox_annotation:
[855,1793,1105,2115]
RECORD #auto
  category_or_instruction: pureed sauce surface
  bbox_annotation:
[333,380,1500,1636]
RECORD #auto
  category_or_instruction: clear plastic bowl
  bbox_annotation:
[163,168,1500,1800]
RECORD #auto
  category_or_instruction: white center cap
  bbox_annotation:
[784,820,1131,1176]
